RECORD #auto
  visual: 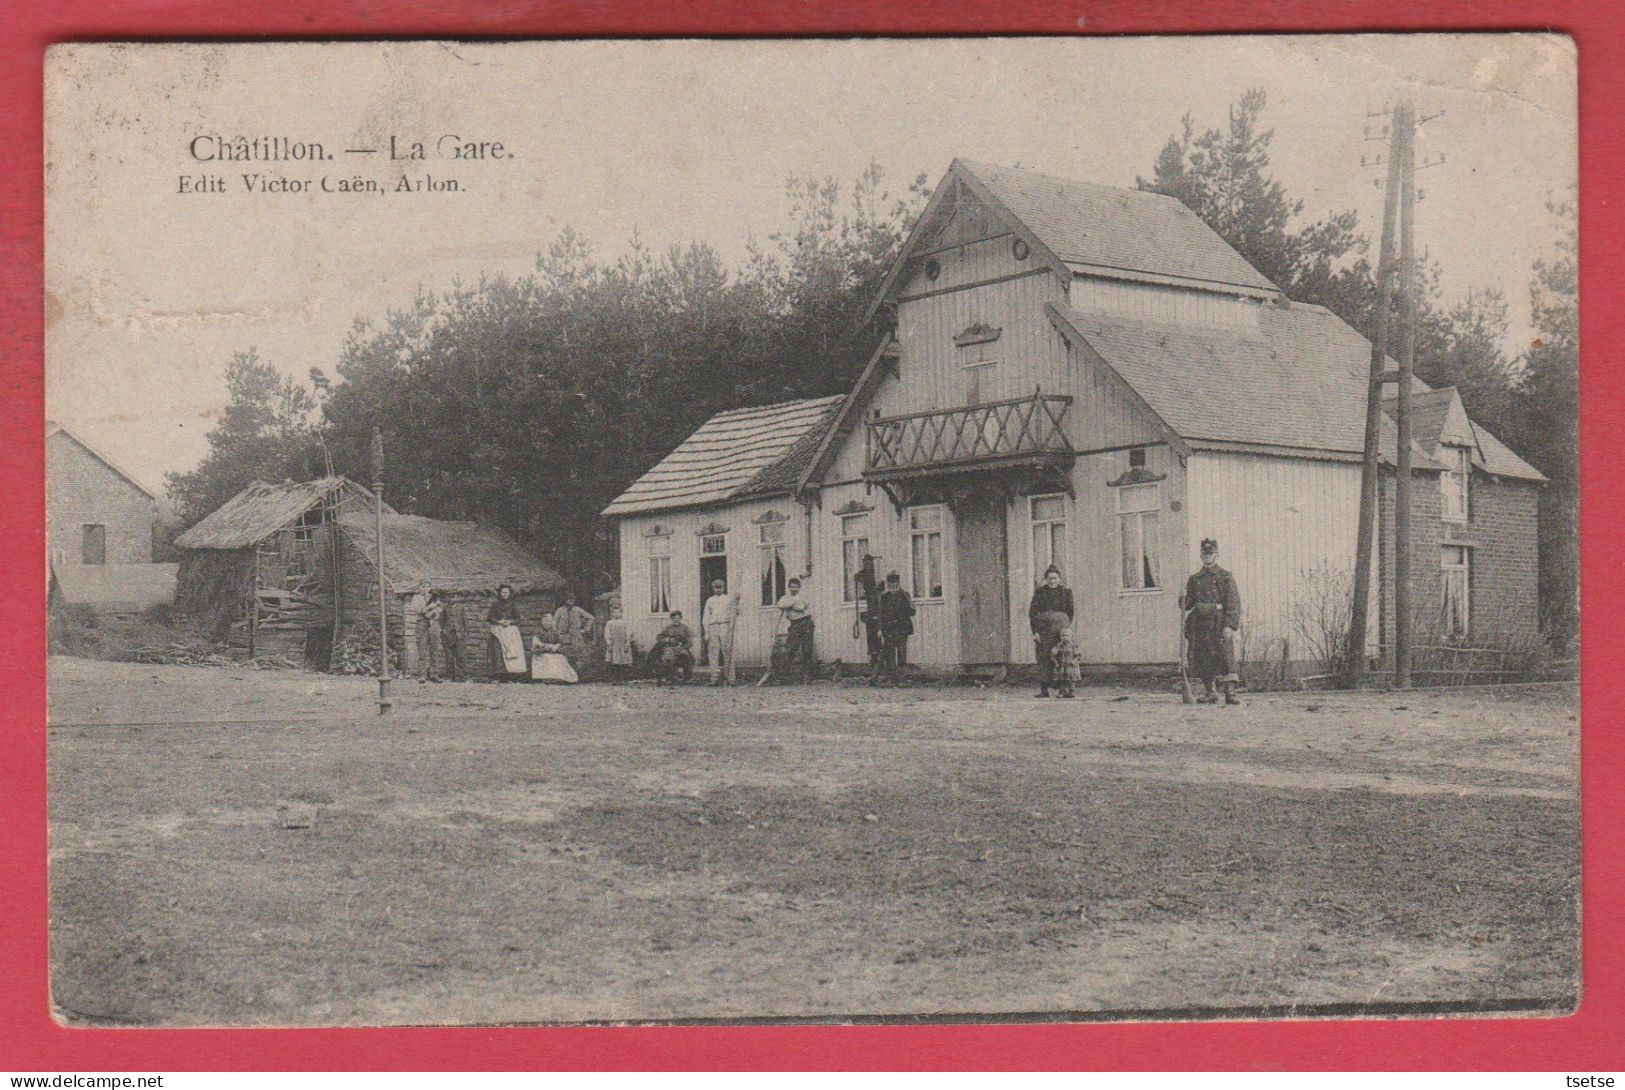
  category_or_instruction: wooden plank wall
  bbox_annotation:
[618,496,818,669]
[617,448,1193,668]
[1184,451,1376,660]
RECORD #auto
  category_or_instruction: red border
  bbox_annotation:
[3,1,1619,1071]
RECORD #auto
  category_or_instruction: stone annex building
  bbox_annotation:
[604,160,1545,674]
[46,420,158,568]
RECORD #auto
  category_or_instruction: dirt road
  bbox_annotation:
[46,657,1579,1025]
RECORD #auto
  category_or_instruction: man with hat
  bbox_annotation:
[1182,538,1243,705]
[702,577,738,686]
[877,570,916,683]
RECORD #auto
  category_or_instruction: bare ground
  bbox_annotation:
[45,657,1580,1026]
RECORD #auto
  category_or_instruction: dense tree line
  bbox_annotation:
[169,95,1577,642]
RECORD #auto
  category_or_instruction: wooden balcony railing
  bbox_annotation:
[864,391,1074,479]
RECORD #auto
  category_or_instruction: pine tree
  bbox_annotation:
[166,349,324,526]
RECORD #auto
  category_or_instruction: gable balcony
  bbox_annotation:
[863,390,1075,497]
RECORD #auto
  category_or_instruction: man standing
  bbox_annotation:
[409,580,442,683]
[438,594,467,682]
[702,577,738,686]
[552,592,596,673]
[1182,538,1243,705]
[878,571,915,683]
[775,576,815,682]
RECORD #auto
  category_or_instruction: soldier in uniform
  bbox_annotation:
[1181,538,1243,705]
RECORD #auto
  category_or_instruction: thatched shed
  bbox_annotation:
[174,476,566,674]
[331,509,565,677]
[174,478,382,668]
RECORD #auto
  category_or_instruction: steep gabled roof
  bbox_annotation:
[46,421,160,500]
[602,396,845,517]
[335,510,565,595]
[957,160,1281,296]
[174,477,382,550]
[1469,426,1546,482]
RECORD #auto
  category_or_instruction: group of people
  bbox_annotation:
[856,568,917,685]
[648,575,822,685]
[1027,537,1243,704]
[408,582,603,686]
[407,537,1243,700]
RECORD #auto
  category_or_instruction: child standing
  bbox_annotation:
[604,602,633,683]
[1049,625,1083,699]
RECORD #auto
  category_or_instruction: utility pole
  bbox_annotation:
[1346,103,1406,687]
[372,427,392,714]
[1394,101,1418,690]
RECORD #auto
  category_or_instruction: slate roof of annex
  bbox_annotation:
[602,396,845,517]
[1384,387,1546,482]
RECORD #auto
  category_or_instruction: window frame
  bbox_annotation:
[1441,544,1471,641]
[1441,445,1471,523]
[907,504,947,603]
[758,519,789,608]
[839,511,872,604]
[647,552,672,616]
[1116,483,1163,594]
[1029,493,1068,586]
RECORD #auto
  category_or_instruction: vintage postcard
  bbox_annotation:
[44,36,1578,1026]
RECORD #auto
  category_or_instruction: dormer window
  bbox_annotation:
[1441,445,1470,522]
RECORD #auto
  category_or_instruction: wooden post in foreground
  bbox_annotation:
[1394,101,1418,690]
[1346,103,1407,688]
[371,427,392,714]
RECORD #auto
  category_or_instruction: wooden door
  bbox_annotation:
[956,492,1009,663]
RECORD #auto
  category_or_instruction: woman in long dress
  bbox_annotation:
[486,584,528,681]
[1028,565,1075,698]
[530,615,579,684]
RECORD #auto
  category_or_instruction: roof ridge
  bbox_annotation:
[957,158,1174,204]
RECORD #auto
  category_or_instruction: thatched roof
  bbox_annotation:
[336,510,565,595]
[175,478,382,550]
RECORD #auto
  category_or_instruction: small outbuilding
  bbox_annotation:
[174,477,564,672]
[49,561,179,614]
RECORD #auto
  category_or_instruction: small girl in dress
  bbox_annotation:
[1049,625,1083,699]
